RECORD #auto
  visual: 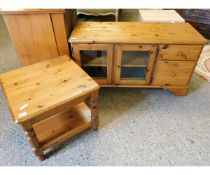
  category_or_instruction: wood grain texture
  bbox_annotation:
[90,91,99,130]
[32,102,91,146]
[114,44,157,85]
[3,14,59,65]
[51,9,77,57]
[71,44,82,66]
[152,60,196,86]
[0,55,99,123]
[0,9,65,15]
[72,43,114,85]
[21,121,44,160]
[163,85,189,96]
[51,13,70,56]
[2,9,76,65]
[158,45,203,61]
[69,22,207,44]
[69,22,206,96]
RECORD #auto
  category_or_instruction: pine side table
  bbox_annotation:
[0,55,100,160]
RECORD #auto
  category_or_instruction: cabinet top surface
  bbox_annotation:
[69,22,207,44]
[0,56,99,123]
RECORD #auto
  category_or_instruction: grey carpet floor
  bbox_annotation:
[0,10,210,166]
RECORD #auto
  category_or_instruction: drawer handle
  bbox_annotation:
[177,51,187,60]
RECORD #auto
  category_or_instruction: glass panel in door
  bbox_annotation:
[120,51,150,80]
[80,50,108,79]
[115,45,157,85]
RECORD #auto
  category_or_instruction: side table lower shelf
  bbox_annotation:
[32,102,92,150]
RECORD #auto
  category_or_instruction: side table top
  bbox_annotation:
[69,22,207,45]
[0,55,99,123]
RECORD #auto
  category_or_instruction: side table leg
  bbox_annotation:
[21,121,45,160]
[90,91,99,131]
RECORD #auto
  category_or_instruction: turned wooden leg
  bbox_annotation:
[90,91,99,131]
[21,122,44,160]
[164,86,189,96]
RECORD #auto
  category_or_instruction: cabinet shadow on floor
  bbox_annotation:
[189,73,206,93]
[43,87,150,158]
[98,87,150,128]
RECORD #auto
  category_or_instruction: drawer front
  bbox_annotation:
[158,45,203,61]
[152,61,196,86]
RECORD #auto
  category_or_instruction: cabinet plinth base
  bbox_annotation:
[163,86,189,96]
[100,84,189,96]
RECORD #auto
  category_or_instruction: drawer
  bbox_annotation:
[158,45,203,61]
[152,60,196,86]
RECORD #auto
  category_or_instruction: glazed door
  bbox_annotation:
[72,44,114,85]
[114,44,157,85]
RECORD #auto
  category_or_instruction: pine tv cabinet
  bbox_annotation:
[69,22,207,96]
